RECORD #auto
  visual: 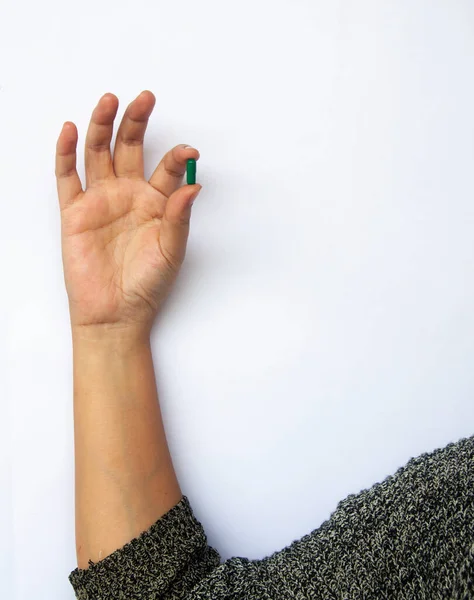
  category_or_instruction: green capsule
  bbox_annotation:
[186,158,196,185]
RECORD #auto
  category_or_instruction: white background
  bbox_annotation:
[2,1,474,598]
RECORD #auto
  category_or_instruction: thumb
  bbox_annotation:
[159,184,202,268]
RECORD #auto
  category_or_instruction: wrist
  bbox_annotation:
[71,323,153,388]
[71,322,151,351]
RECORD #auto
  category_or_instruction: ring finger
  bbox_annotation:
[113,90,156,179]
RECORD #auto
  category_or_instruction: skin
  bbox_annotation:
[55,90,201,568]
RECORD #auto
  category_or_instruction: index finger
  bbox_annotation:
[148,144,200,198]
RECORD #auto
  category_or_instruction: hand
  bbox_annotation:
[55,91,201,337]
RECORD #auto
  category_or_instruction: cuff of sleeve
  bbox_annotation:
[68,495,219,600]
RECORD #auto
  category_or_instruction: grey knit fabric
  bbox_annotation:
[69,434,474,599]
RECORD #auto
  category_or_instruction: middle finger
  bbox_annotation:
[84,93,119,186]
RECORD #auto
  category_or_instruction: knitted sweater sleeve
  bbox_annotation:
[69,434,474,600]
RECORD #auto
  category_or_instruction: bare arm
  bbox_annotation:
[55,90,201,569]
[71,327,181,568]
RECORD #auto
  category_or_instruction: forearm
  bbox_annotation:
[71,326,182,569]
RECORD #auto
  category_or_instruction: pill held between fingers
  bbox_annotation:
[186,159,196,185]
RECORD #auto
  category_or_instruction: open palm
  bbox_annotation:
[55,91,201,333]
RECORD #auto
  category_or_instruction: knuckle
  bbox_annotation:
[159,241,179,272]
[164,153,184,178]
[118,135,143,148]
[56,168,76,179]
[86,142,110,152]
[175,215,191,227]
[165,167,183,179]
